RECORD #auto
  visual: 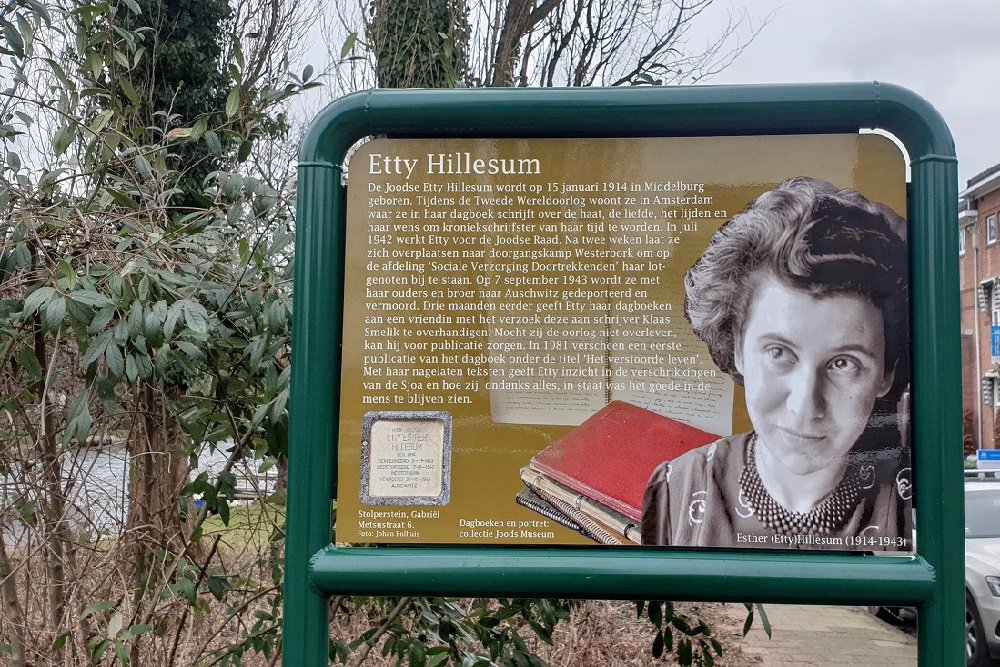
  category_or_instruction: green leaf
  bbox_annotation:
[105,187,140,210]
[16,15,34,51]
[52,123,76,157]
[22,286,56,317]
[671,615,692,634]
[237,139,252,163]
[755,603,771,638]
[64,393,92,445]
[267,300,286,334]
[164,303,182,340]
[702,641,715,667]
[191,116,208,141]
[648,601,662,629]
[427,652,449,667]
[340,32,358,60]
[87,637,108,665]
[182,301,209,335]
[218,470,237,495]
[135,153,152,179]
[83,331,113,367]
[70,290,113,308]
[16,497,35,524]
[105,343,124,378]
[90,109,114,134]
[2,20,25,58]
[651,630,664,659]
[246,337,266,368]
[14,346,42,379]
[119,78,140,105]
[51,629,71,652]
[217,499,230,526]
[203,130,222,156]
[677,637,692,666]
[42,296,66,332]
[268,388,288,423]
[112,47,129,68]
[145,300,166,340]
[81,600,116,620]
[127,301,143,337]
[84,51,103,80]
[57,258,77,291]
[129,624,151,637]
[87,306,115,334]
[112,318,127,344]
[176,340,202,359]
[302,64,314,81]
[408,641,426,667]
[206,575,230,601]
[225,87,240,118]
[43,58,72,90]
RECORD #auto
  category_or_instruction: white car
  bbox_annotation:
[966,475,1000,666]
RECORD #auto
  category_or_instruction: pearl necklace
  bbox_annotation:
[739,434,863,536]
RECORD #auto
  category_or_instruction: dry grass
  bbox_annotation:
[5,499,759,666]
[331,599,760,666]
[531,601,759,667]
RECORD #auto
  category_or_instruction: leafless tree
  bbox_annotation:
[323,0,768,93]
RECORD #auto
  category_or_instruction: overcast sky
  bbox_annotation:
[689,0,1000,189]
[303,0,997,188]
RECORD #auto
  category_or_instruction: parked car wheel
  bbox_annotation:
[968,592,994,667]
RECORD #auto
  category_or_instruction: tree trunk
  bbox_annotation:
[125,381,191,580]
[33,320,73,636]
[370,0,469,88]
[269,452,288,572]
[0,531,27,667]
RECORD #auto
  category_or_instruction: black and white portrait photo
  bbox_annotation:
[642,177,913,551]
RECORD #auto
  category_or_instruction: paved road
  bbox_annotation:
[721,604,917,666]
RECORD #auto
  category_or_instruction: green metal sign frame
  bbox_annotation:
[284,83,961,666]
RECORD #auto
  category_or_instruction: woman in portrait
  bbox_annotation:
[641,177,912,550]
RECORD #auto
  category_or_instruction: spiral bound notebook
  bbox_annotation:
[514,487,592,538]
[525,400,720,523]
[519,466,637,545]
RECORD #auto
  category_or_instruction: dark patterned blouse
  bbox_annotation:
[640,432,913,551]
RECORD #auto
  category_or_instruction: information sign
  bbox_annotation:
[338,134,913,552]
[978,448,1000,470]
[283,85,964,667]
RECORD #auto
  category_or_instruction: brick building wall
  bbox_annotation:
[959,167,1000,450]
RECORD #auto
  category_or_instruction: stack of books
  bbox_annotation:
[516,401,719,545]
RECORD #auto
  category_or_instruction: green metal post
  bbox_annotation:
[910,154,963,666]
[282,161,345,664]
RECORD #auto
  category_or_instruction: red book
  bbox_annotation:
[528,401,720,522]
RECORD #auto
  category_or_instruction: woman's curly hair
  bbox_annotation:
[684,176,908,394]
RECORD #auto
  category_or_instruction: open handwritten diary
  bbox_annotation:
[516,401,719,545]
[487,317,734,436]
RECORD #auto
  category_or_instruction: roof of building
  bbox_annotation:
[969,163,1000,189]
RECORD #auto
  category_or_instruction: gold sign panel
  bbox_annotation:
[338,135,912,553]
